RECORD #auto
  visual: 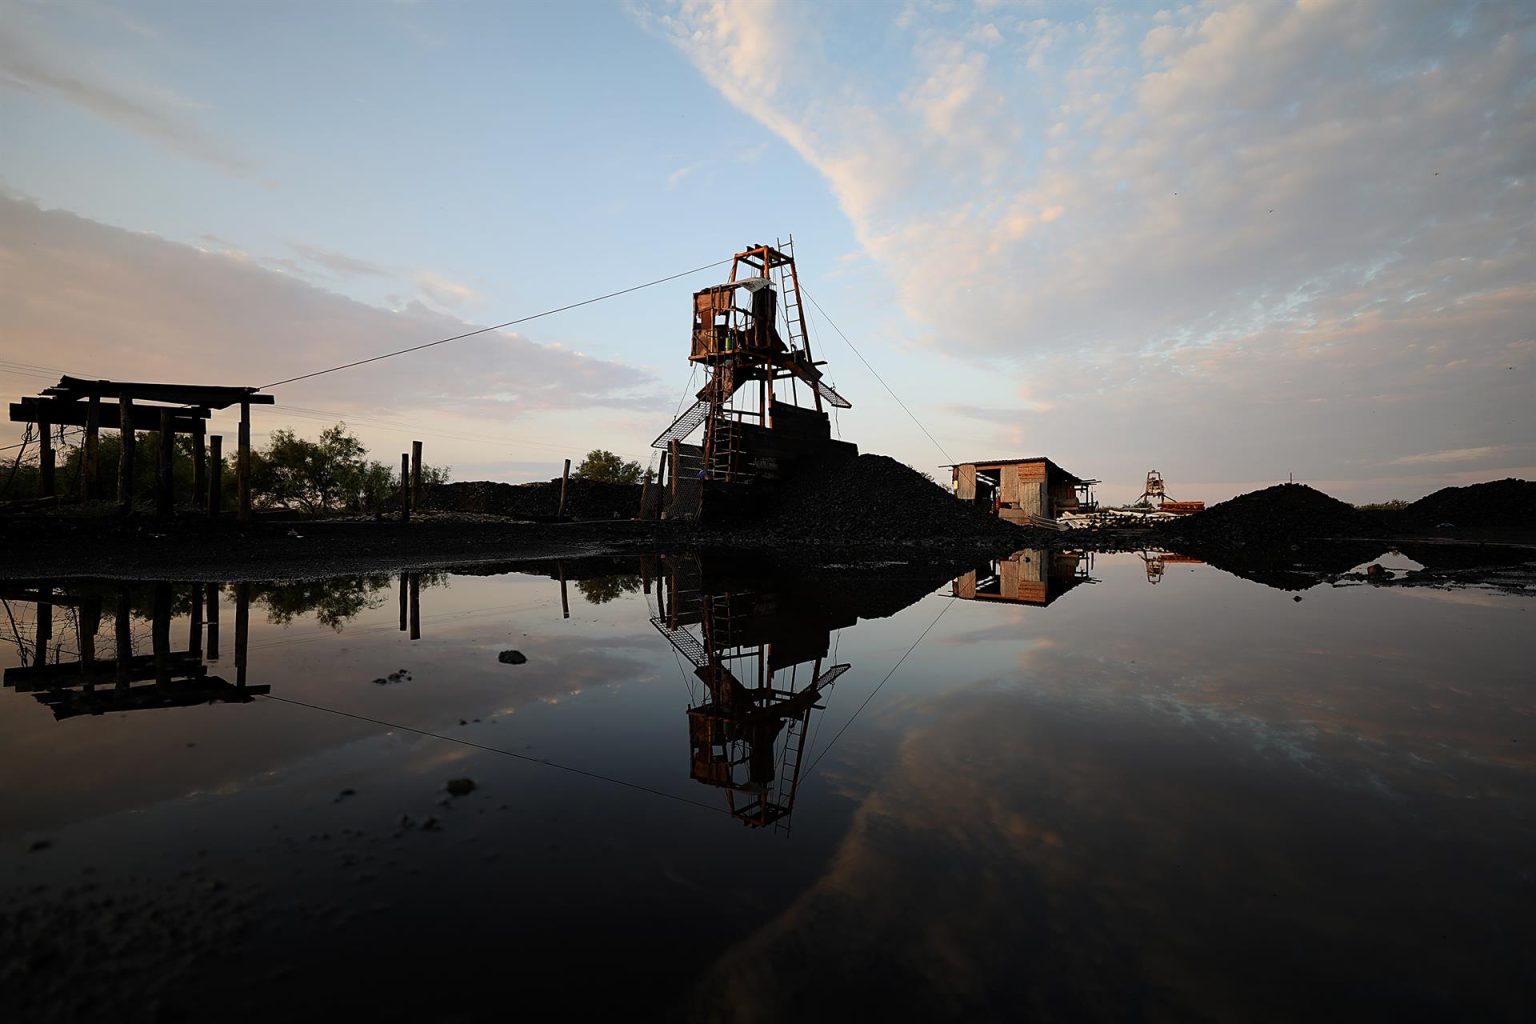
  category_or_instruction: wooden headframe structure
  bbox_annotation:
[9,376,274,519]
[651,240,851,500]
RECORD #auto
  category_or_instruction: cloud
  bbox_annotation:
[0,15,250,174]
[289,242,391,279]
[643,0,1535,492]
[1390,446,1514,466]
[0,197,667,449]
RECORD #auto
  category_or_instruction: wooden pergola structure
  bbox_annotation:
[8,376,274,519]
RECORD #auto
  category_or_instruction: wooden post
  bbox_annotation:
[234,582,250,689]
[157,409,174,519]
[408,572,420,640]
[237,400,251,521]
[115,588,132,688]
[206,582,221,661]
[400,453,410,522]
[558,458,571,519]
[411,440,423,511]
[669,440,679,498]
[193,419,207,511]
[398,571,408,632]
[152,581,171,683]
[37,416,54,499]
[189,583,204,658]
[79,597,101,676]
[118,397,135,514]
[208,435,223,517]
[82,396,100,500]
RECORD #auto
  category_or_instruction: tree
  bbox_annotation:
[251,422,448,515]
[574,449,642,485]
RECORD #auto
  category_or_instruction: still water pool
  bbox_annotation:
[1,552,1531,1021]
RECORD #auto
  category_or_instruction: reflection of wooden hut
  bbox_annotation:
[952,549,1091,607]
[949,457,1087,526]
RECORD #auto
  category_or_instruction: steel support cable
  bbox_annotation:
[262,257,735,389]
[258,693,730,816]
[803,597,953,778]
[798,286,953,465]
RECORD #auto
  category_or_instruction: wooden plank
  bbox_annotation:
[192,420,206,511]
[1000,464,1020,505]
[1019,481,1045,517]
[44,376,274,408]
[81,396,100,500]
[956,464,976,500]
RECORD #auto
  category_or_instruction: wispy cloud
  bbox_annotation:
[0,18,250,174]
[1391,447,1510,466]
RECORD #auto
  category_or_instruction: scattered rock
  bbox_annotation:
[498,650,528,665]
[445,778,476,797]
[28,839,52,853]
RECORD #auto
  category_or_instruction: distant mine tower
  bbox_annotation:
[1138,470,1170,506]
[648,240,853,520]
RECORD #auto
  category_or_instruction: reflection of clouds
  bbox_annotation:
[687,683,1534,1020]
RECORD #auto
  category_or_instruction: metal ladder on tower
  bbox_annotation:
[775,237,806,355]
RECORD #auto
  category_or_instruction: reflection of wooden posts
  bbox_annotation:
[411,440,423,511]
[558,562,570,620]
[398,572,408,632]
[37,415,54,498]
[400,454,410,523]
[189,584,204,658]
[237,400,251,522]
[152,582,172,682]
[234,582,250,689]
[79,597,101,676]
[558,458,571,519]
[115,589,132,688]
[193,419,207,511]
[35,586,51,667]
[82,396,100,500]
[157,410,175,518]
[208,435,223,517]
[409,573,421,640]
[206,583,221,661]
[118,397,135,513]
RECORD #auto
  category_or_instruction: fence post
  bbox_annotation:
[558,458,571,519]
[208,435,223,517]
[157,409,174,519]
[411,440,423,511]
[400,453,410,523]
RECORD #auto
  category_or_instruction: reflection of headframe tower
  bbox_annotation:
[648,240,854,520]
[649,555,848,830]
[2,582,265,720]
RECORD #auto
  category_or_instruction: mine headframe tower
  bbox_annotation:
[651,239,851,491]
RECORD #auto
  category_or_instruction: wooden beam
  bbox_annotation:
[10,398,208,430]
[44,375,274,408]
[157,410,175,518]
[118,397,134,514]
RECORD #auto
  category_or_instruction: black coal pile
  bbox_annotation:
[1390,478,1536,535]
[1160,483,1373,547]
[744,452,1026,545]
[427,479,640,520]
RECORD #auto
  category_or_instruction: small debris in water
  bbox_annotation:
[335,789,357,802]
[445,778,476,797]
[498,650,528,665]
[28,839,52,853]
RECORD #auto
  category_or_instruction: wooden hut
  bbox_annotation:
[949,457,1090,526]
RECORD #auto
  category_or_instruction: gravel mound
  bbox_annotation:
[748,452,1026,544]
[1391,478,1536,532]
[427,479,640,520]
[1162,483,1371,545]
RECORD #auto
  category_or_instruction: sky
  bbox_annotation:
[1,0,1531,504]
